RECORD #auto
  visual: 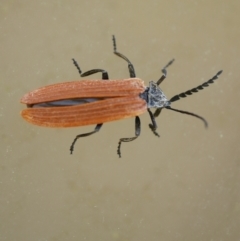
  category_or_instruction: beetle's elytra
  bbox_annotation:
[21,36,222,157]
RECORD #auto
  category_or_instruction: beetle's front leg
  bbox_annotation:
[148,109,160,137]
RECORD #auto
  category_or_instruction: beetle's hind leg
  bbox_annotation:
[72,58,109,80]
[117,116,141,158]
[70,124,103,154]
[112,35,136,78]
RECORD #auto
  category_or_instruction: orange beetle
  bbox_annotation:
[21,36,222,157]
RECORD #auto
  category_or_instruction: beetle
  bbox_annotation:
[21,36,222,157]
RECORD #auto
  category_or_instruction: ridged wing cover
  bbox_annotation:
[21,95,147,127]
[21,78,146,104]
[21,78,147,127]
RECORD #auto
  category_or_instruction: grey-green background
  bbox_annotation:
[1,1,239,240]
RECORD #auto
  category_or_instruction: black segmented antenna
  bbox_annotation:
[170,70,222,103]
[165,70,223,127]
[165,106,208,128]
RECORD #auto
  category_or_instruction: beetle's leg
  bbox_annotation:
[147,109,160,137]
[152,60,174,117]
[156,59,175,86]
[81,69,109,80]
[153,108,162,118]
[117,116,140,158]
[70,60,108,154]
[72,59,109,80]
[70,124,103,154]
[112,35,136,78]
[72,58,82,76]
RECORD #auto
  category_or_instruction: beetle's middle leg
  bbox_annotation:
[71,59,109,154]
[117,116,141,158]
[112,35,136,78]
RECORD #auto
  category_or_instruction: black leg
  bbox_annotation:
[147,109,160,137]
[112,35,136,78]
[153,108,162,118]
[70,59,109,154]
[70,124,103,154]
[72,58,109,80]
[153,59,174,117]
[156,59,175,86]
[81,69,109,80]
[117,116,141,158]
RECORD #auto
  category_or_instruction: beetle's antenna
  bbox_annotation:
[72,58,82,76]
[169,70,222,103]
[165,106,208,128]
